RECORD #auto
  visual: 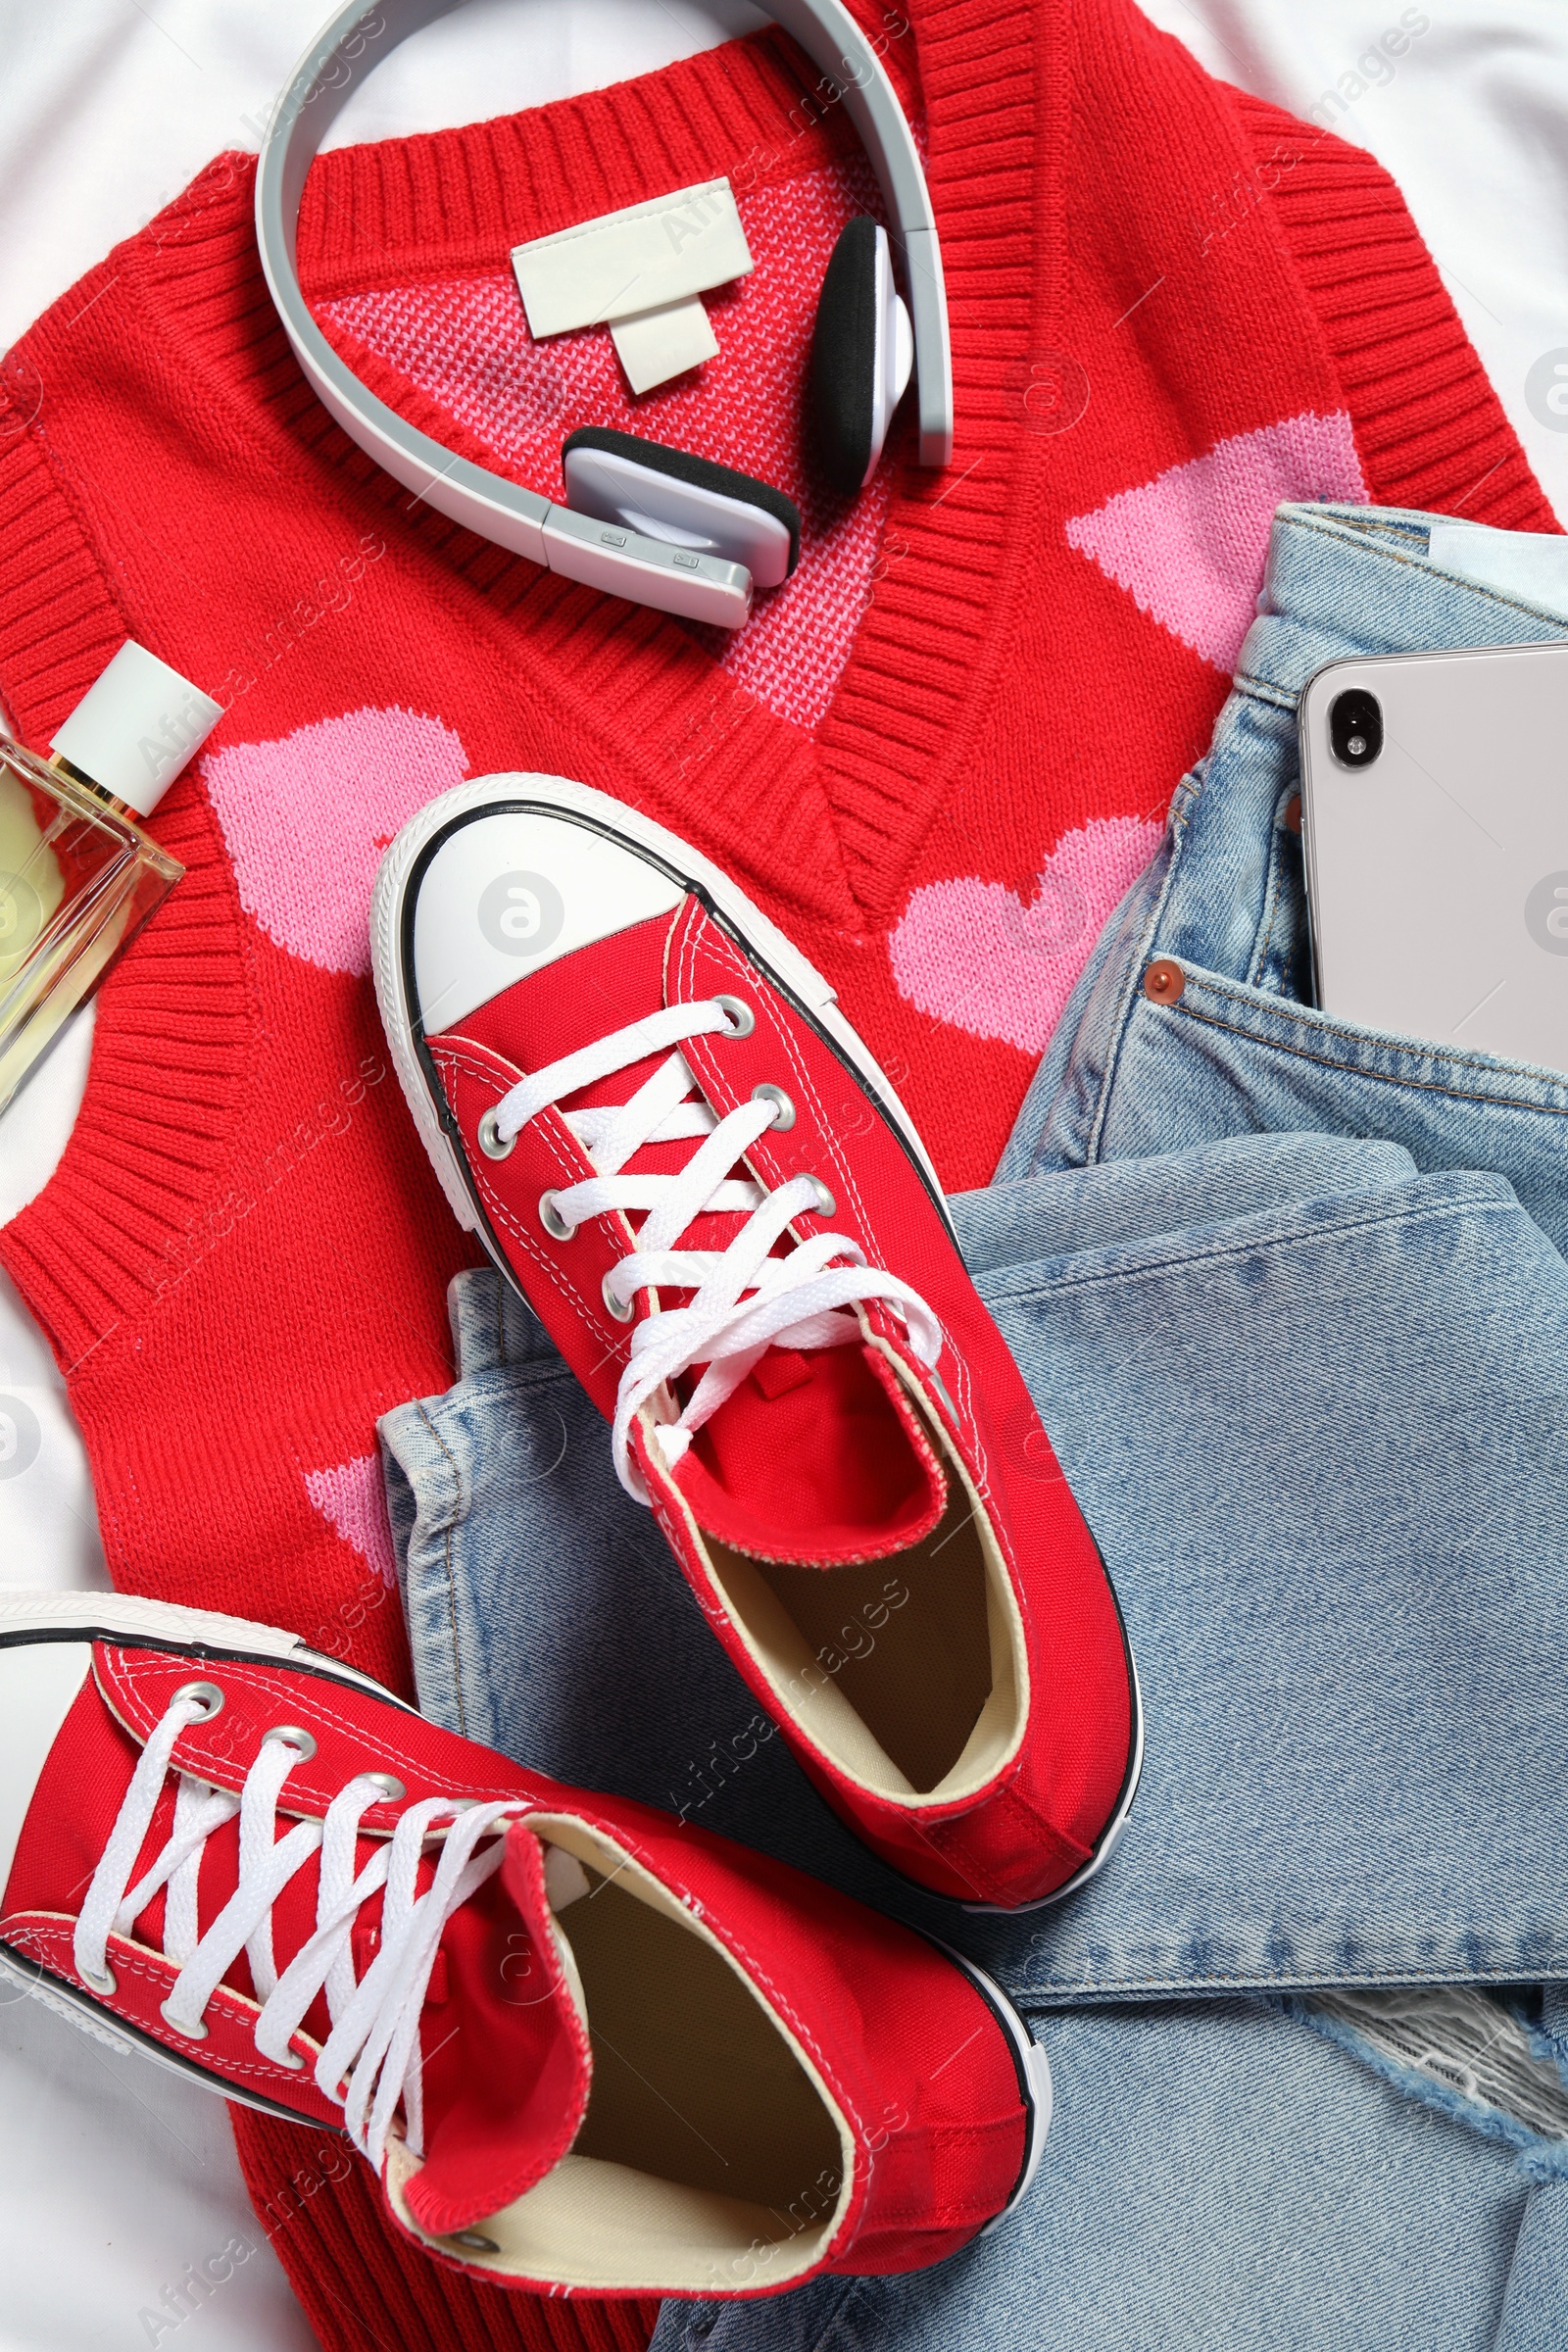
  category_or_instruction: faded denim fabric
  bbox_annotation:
[379,505,1568,2343]
[383,1145,1568,2008]
[381,1253,1568,2346]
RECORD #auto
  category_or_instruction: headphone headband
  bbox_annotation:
[256,0,952,629]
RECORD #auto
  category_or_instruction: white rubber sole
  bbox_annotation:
[0,1589,405,2127]
[368,771,956,1249]
[959,1650,1146,1915]
[931,1939,1054,2226]
[0,1587,399,1701]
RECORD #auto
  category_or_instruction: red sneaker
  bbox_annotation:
[372,776,1142,1910]
[0,1591,1046,2298]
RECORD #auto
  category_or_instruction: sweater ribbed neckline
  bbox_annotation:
[215,2,1049,922]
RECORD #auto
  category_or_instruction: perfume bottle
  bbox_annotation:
[0,642,223,1114]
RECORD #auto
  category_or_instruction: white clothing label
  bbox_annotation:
[512,179,752,340]
[609,297,720,394]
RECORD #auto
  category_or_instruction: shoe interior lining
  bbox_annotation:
[386,1826,851,2294]
[698,1386,1026,1803]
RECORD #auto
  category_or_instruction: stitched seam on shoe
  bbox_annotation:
[101,1654,527,1802]
[434,1045,637,1349]
[6,1924,329,2092]
[677,909,1002,1548]
[675,913,882,1260]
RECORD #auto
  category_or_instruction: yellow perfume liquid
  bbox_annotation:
[0,642,222,1115]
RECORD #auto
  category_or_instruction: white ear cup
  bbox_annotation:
[867,224,915,488]
[561,429,802,591]
[810,218,916,496]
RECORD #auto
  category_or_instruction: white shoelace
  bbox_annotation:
[487,1000,944,1501]
[74,1693,529,2171]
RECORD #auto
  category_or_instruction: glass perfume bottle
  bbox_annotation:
[0,642,223,1114]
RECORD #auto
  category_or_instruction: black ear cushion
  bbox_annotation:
[810,218,879,497]
[562,427,801,576]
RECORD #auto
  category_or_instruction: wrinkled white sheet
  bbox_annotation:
[0,3,1561,2342]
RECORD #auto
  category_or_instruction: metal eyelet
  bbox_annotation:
[172,1680,224,1719]
[262,1726,318,1762]
[602,1271,635,1324]
[450,2230,501,2255]
[538,1191,575,1242]
[713,994,755,1039]
[806,1178,836,1217]
[160,2001,209,2042]
[364,1772,406,1802]
[275,2046,307,2072]
[751,1083,796,1131]
[477,1107,515,1160]
[80,1961,117,1997]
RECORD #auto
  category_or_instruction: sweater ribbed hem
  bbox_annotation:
[0,388,258,1372]
[1228,90,1558,531]
[297,24,899,298]
[231,2110,659,2352]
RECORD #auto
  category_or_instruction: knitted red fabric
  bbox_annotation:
[0,1,1552,2346]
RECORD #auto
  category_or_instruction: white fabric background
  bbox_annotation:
[0,3,1562,2341]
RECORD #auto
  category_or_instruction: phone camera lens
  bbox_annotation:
[1328,688,1383,768]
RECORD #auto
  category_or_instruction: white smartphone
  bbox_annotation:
[1298,640,1568,1073]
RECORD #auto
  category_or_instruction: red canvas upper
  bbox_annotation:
[451,915,951,1564]
[0,0,1553,2341]
[5,1652,597,2230]
[2,1626,1030,2289]
[422,859,1132,1901]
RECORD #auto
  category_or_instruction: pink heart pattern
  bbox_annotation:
[890,815,1164,1054]
[1065,410,1367,673]
[203,706,469,975]
[304,1453,398,1590]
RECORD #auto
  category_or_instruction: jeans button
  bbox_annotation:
[1143,957,1185,1004]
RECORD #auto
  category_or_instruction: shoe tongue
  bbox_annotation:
[457,911,678,1117]
[456,907,751,1253]
[400,1824,592,2238]
[670,1337,949,1567]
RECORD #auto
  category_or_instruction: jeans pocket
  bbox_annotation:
[1102,956,1568,1258]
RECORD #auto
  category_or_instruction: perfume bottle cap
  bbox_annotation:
[50,641,224,818]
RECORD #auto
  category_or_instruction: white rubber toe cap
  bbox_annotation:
[409,807,683,1035]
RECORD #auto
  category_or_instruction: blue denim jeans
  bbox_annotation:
[381,505,1568,2344]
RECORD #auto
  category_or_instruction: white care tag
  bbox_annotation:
[512,179,752,339]
[1426,521,1568,617]
[609,298,719,396]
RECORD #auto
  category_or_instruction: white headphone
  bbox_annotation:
[257,0,953,631]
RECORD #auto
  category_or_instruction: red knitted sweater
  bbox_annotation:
[0,0,1551,2344]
